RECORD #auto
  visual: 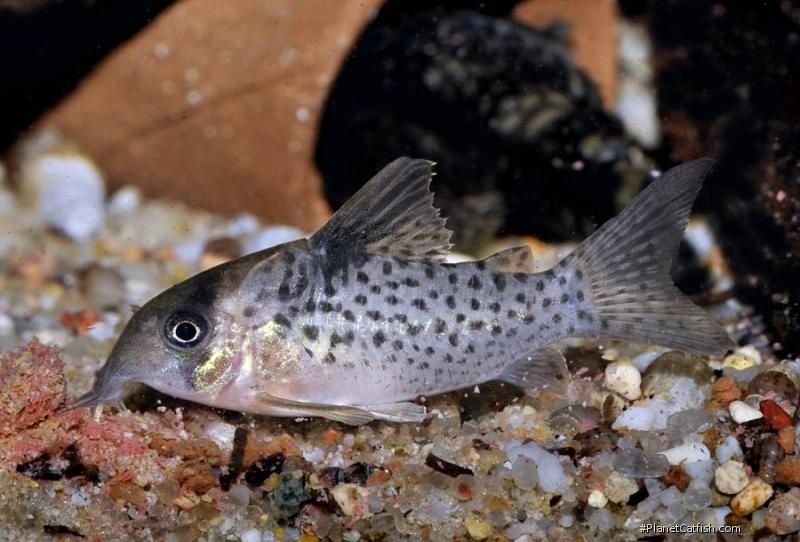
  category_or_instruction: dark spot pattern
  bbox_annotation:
[302,325,319,341]
[273,313,291,329]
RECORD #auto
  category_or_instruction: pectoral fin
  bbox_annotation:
[357,401,427,423]
[255,394,425,425]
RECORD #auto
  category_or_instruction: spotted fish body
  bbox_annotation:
[74,158,735,424]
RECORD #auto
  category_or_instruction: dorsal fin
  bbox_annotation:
[310,158,453,262]
[482,246,535,273]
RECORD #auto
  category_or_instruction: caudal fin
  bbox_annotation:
[563,159,735,355]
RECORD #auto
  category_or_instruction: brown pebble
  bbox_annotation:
[661,465,691,492]
[10,251,57,288]
[243,433,299,466]
[425,452,474,478]
[565,347,605,379]
[765,487,800,535]
[150,436,221,467]
[173,438,222,467]
[758,436,785,484]
[778,426,796,454]
[748,370,798,403]
[200,237,241,270]
[702,427,724,455]
[710,375,741,408]
[108,481,148,506]
[777,457,800,486]
[366,469,392,487]
[177,459,216,494]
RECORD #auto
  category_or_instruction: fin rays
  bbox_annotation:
[310,158,453,264]
[563,159,735,355]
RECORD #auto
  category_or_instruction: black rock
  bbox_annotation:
[0,0,175,151]
[315,3,648,251]
[650,0,800,357]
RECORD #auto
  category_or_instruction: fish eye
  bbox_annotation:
[164,309,208,348]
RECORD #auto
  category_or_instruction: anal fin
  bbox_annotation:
[498,346,569,394]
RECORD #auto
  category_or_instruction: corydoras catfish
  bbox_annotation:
[72,158,734,424]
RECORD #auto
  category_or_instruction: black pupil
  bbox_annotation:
[174,321,198,342]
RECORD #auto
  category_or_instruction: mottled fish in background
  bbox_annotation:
[71,158,734,424]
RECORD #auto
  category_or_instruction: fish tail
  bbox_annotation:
[561,159,735,355]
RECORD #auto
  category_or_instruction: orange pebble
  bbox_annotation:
[760,399,793,431]
[778,425,796,453]
[59,310,100,334]
[322,429,340,445]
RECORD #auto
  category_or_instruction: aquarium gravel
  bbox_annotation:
[1,137,799,541]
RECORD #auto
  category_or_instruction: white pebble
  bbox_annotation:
[631,349,667,373]
[21,151,106,241]
[303,447,326,463]
[241,226,304,255]
[172,238,206,263]
[661,442,711,465]
[510,456,539,490]
[612,405,655,431]
[331,484,369,516]
[107,186,141,214]
[0,313,13,336]
[684,460,714,484]
[70,492,89,507]
[716,435,745,463]
[588,490,608,508]
[604,361,642,400]
[729,400,763,423]
[204,421,237,451]
[239,528,261,542]
[715,461,749,495]
[226,213,260,237]
[604,472,639,504]
[506,442,567,494]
